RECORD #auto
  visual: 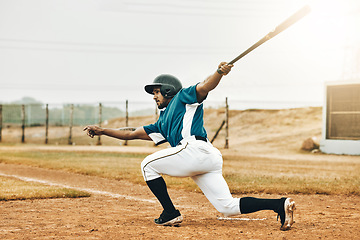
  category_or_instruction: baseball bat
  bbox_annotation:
[218,5,311,74]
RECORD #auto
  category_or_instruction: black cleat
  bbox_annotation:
[154,209,183,226]
[276,198,296,231]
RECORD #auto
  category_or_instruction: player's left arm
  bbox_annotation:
[196,62,233,102]
[83,125,152,141]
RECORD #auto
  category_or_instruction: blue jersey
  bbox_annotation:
[143,84,207,147]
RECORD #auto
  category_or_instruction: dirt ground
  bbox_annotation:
[0,159,359,240]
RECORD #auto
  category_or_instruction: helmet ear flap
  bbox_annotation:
[161,85,175,98]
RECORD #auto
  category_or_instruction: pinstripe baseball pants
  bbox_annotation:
[141,136,241,217]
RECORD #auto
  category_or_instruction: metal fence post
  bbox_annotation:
[45,104,49,144]
[68,104,74,145]
[21,104,25,143]
[97,103,102,145]
[124,100,129,146]
[225,97,229,149]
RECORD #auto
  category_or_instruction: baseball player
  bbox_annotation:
[83,62,296,231]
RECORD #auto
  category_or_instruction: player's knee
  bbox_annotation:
[140,156,159,181]
[218,207,237,217]
[140,157,147,172]
[140,157,149,179]
[215,199,241,217]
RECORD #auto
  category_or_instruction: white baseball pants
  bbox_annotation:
[141,136,241,217]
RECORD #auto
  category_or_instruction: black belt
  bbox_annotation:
[195,136,207,142]
[178,136,207,146]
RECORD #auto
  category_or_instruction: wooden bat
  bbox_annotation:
[218,5,311,74]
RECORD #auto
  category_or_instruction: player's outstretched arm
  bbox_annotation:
[83,125,151,141]
[196,62,233,102]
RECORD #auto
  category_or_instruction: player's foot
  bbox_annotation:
[276,198,296,231]
[154,209,183,226]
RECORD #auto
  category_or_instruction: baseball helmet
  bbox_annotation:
[144,74,182,98]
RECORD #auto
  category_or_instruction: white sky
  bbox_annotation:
[0,0,359,109]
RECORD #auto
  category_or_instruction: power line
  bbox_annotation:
[0,45,236,55]
[121,6,281,18]
[0,38,233,51]
[0,83,138,91]
[0,38,238,55]
[102,0,288,18]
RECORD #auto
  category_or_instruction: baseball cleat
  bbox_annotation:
[277,198,296,231]
[154,209,183,226]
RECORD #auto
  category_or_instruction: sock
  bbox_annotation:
[146,177,176,214]
[240,197,281,214]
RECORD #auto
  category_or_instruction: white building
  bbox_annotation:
[320,80,360,155]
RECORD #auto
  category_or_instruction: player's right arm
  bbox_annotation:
[196,62,233,102]
[83,125,152,141]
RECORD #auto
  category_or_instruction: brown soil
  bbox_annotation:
[1,107,360,239]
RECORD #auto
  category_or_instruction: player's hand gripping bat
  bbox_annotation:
[217,5,311,74]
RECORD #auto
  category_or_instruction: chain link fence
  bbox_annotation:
[0,99,228,147]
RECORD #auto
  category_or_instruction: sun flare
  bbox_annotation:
[306,0,360,46]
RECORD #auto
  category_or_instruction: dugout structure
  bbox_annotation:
[320,80,360,155]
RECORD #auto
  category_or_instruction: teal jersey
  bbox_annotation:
[143,84,207,147]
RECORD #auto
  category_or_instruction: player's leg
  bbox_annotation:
[192,172,286,215]
[193,173,296,230]
[141,144,192,226]
[240,197,296,230]
[141,142,219,180]
[187,142,296,230]
[141,141,225,225]
[144,176,183,225]
[145,177,179,222]
[192,172,241,216]
[240,197,285,213]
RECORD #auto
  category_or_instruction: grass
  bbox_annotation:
[0,147,359,196]
[0,176,90,201]
[0,151,147,181]
[222,156,360,195]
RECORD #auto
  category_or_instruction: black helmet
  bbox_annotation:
[144,74,182,98]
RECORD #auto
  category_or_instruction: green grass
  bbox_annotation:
[0,176,90,201]
[222,156,360,195]
[0,148,359,195]
[0,151,147,181]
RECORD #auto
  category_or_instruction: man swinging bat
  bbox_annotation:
[83,62,296,230]
[83,4,312,230]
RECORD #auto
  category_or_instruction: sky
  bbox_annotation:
[0,0,359,109]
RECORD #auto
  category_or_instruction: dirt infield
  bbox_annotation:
[0,163,359,239]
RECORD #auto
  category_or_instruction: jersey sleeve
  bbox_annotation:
[143,123,167,145]
[178,83,207,104]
